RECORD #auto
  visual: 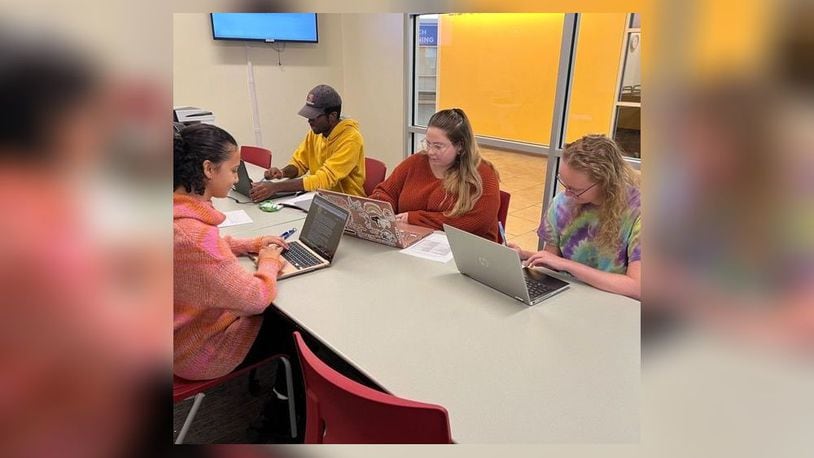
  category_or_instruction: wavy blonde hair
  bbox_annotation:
[424,108,497,217]
[562,135,639,250]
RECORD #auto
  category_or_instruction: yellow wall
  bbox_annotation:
[436,13,627,146]
[437,13,563,144]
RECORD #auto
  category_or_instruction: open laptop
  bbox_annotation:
[444,224,569,305]
[318,190,434,248]
[277,194,350,279]
[233,160,301,201]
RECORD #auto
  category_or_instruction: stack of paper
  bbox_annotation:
[399,232,453,263]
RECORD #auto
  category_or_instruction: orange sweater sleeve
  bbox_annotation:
[406,164,501,241]
[369,158,410,209]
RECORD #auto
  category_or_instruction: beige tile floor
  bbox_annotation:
[480,146,548,251]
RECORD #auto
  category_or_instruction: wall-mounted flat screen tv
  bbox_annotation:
[211,13,318,43]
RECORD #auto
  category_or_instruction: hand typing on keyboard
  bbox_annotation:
[523,250,566,272]
[257,244,286,271]
[258,235,289,251]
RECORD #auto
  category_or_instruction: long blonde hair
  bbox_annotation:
[562,135,639,250]
[425,108,496,217]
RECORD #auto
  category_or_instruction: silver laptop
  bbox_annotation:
[444,224,569,305]
[318,189,434,248]
[277,194,350,279]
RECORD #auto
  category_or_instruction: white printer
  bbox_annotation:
[173,106,216,125]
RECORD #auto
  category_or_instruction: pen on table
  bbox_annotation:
[497,221,508,246]
[280,228,297,240]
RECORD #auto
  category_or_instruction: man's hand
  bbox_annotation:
[264,167,284,180]
[250,182,277,202]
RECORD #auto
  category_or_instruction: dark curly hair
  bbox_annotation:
[173,123,237,195]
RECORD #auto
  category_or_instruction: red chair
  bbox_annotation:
[173,354,297,444]
[363,157,387,196]
[240,145,272,169]
[498,190,511,243]
[293,331,452,444]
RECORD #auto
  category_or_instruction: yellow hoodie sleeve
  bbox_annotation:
[301,133,363,192]
[287,137,310,177]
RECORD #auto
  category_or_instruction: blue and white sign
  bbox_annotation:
[419,23,438,46]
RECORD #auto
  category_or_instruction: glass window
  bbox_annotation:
[412,13,565,146]
[566,13,630,144]
[410,132,426,154]
[613,25,642,158]
[414,15,438,126]
[613,105,640,158]
[407,13,641,239]
[618,32,641,103]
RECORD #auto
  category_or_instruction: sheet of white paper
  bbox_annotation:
[278,191,316,205]
[218,210,253,228]
[399,231,453,263]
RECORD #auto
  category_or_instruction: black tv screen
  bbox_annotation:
[211,13,318,43]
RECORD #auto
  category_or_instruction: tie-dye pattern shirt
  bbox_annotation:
[537,186,641,274]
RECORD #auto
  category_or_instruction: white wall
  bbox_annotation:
[340,14,405,173]
[173,13,405,173]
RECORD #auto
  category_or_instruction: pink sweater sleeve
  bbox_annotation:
[175,220,282,317]
[223,235,262,255]
[204,238,282,317]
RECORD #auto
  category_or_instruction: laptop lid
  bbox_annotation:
[298,194,350,262]
[235,160,304,200]
[234,160,253,197]
[444,224,568,305]
[318,190,432,248]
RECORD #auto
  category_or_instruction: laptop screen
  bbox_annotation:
[300,195,349,261]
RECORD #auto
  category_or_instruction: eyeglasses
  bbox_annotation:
[420,138,452,153]
[556,175,597,198]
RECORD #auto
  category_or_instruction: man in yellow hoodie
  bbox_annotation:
[250,84,366,200]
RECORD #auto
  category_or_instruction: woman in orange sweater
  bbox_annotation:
[174,123,288,380]
[370,108,501,241]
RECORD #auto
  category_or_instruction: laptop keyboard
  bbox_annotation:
[282,242,322,269]
[524,273,558,299]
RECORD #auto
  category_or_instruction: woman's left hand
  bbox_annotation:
[524,250,565,271]
[395,212,409,223]
[257,235,289,251]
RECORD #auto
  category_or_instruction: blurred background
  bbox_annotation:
[0,0,811,457]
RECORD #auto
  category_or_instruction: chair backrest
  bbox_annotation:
[240,145,272,169]
[498,190,511,243]
[363,157,387,196]
[293,331,452,444]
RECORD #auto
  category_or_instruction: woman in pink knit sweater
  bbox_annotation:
[174,123,287,380]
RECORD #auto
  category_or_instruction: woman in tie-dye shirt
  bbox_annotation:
[510,135,641,299]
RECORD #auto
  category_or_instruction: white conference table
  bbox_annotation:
[214,164,640,443]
